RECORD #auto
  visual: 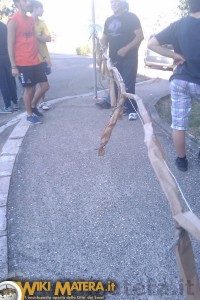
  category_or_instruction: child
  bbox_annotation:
[30,0,52,111]
[7,0,49,123]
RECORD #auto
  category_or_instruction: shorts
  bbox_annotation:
[170,79,200,130]
[41,61,51,76]
[18,63,48,87]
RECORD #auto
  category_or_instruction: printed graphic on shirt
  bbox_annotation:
[22,27,35,39]
[108,19,122,36]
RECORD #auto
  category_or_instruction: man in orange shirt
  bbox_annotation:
[8,0,49,124]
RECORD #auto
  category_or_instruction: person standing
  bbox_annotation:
[99,0,144,120]
[30,0,52,112]
[0,21,18,113]
[148,0,200,171]
[7,0,49,124]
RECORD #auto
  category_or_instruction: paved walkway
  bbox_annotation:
[0,79,200,299]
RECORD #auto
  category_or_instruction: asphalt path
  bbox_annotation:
[7,94,183,298]
[1,54,200,299]
[6,80,200,300]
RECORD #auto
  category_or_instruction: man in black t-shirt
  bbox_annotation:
[0,21,18,113]
[148,0,200,172]
[98,0,143,120]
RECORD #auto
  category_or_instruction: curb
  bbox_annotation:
[0,118,30,280]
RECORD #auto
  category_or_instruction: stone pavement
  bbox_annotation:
[0,79,200,299]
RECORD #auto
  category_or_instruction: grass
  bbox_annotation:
[155,96,200,142]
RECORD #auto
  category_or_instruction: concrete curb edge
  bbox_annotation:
[0,118,30,280]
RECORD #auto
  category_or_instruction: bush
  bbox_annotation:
[76,45,92,56]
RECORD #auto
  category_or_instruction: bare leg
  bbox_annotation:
[31,81,49,108]
[23,86,36,115]
[172,129,186,158]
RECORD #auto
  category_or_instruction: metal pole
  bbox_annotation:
[92,0,98,99]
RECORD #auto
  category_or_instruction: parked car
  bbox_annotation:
[144,44,175,70]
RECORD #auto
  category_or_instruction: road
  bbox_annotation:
[0,51,173,109]
[0,54,97,128]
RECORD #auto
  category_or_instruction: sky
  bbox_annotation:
[41,0,180,51]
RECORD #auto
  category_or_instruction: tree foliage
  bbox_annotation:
[178,0,189,16]
[0,0,15,22]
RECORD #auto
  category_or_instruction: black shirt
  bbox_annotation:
[0,21,9,60]
[104,11,141,62]
[156,16,200,84]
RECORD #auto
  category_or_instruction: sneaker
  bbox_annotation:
[175,157,188,171]
[128,112,138,120]
[95,99,111,109]
[0,106,13,113]
[39,102,50,110]
[13,103,19,111]
[32,107,43,117]
[27,114,42,124]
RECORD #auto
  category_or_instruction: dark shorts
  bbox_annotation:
[41,62,51,75]
[18,63,48,87]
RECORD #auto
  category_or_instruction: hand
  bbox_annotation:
[45,58,52,68]
[12,67,19,77]
[173,52,185,65]
[117,46,128,57]
[38,34,51,42]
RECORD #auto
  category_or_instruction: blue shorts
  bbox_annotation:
[18,63,47,87]
[170,79,200,130]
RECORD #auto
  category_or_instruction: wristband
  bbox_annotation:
[11,66,17,69]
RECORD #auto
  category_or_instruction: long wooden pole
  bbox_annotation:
[97,49,200,299]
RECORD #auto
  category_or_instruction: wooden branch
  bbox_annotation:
[176,231,200,299]
[96,39,200,300]
[174,212,200,241]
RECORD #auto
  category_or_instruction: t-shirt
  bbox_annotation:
[0,21,9,59]
[156,16,200,85]
[9,11,40,66]
[104,11,141,62]
[35,19,51,62]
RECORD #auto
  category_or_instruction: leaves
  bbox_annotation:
[0,0,15,22]
[178,0,189,16]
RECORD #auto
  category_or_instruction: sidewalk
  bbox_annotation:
[0,80,200,299]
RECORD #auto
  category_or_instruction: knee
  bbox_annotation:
[42,82,50,93]
[25,86,35,96]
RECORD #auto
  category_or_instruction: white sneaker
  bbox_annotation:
[39,102,50,110]
[128,113,138,121]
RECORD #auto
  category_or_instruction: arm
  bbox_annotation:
[7,19,19,77]
[100,33,108,49]
[37,42,51,67]
[117,28,144,57]
[148,36,185,65]
[37,34,51,43]
[37,21,51,43]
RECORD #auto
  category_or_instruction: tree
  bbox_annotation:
[0,0,15,22]
[178,0,189,16]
